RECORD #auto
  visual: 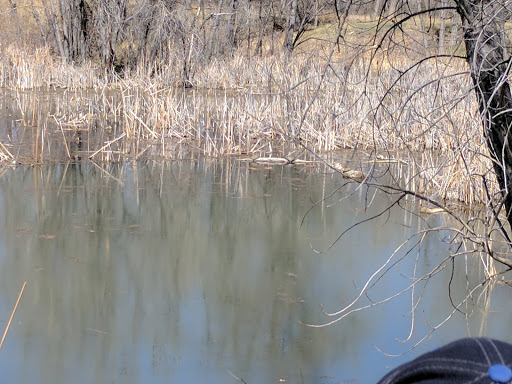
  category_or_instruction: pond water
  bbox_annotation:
[0,158,511,384]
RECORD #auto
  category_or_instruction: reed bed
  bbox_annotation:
[0,45,107,89]
[0,39,496,206]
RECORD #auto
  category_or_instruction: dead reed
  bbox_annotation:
[0,45,105,89]
[0,281,26,351]
[0,38,496,206]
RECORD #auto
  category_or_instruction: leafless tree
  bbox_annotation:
[90,0,128,68]
[335,0,512,261]
[294,0,512,347]
[7,0,22,42]
[283,0,328,52]
[456,0,512,233]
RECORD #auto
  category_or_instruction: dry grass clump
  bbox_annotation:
[0,17,498,206]
[112,51,495,206]
[0,45,105,89]
[0,140,14,162]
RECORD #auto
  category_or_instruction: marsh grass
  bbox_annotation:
[0,13,497,206]
[0,45,105,89]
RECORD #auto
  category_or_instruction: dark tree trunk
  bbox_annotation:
[206,0,225,60]
[437,0,446,55]
[59,0,87,62]
[8,0,22,42]
[226,0,238,48]
[29,0,48,45]
[283,0,298,53]
[254,0,264,56]
[456,0,512,225]
[41,0,67,59]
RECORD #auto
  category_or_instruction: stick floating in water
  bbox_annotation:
[0,281,27,351]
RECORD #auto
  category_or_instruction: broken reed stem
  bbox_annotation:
[55,116,72,160]
[0,43,495,204]
[88,132,127,159]
[0,141,14,160]
[0,281,27,352]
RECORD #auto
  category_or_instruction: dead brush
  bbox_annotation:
[0,38,499,206]
[0,45,105,89]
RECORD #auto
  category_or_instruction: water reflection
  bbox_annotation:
[0,159,511,383]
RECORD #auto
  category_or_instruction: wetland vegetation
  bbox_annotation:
[0,1,500,205]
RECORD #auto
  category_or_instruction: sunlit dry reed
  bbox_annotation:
[0,39,496,205]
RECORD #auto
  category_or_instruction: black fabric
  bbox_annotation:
[377,338,512,384]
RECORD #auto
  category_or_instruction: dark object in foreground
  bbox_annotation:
[377,338,512,384]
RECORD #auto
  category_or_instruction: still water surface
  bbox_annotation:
[0,159,511,383]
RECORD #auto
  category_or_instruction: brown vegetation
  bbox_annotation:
[0,1,503,208]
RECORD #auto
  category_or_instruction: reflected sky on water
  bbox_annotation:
[0,159,511,384]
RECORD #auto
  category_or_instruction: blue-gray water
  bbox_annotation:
[0,159,511,384]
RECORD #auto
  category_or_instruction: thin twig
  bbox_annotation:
[0,281,27,351]
[0,141,14,160]
[218,363,248,384]
[54,116,71,160]
[88,132,127,159]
